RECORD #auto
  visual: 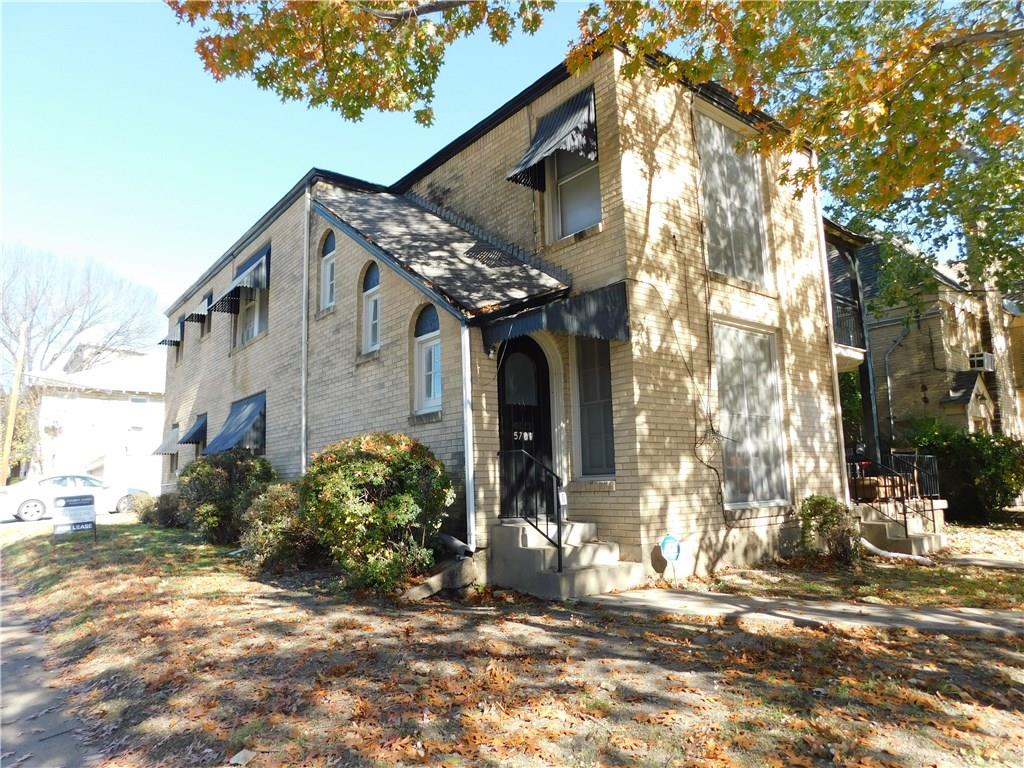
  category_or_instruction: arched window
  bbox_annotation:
[320,232,336,310]
[361,262,381,352]
[413,305,441,413]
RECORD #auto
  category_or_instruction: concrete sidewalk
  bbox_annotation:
[939,553,1024,571]
[582,588,1024,636]
[1,587,102,767]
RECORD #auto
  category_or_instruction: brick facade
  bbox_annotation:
[161,49,847,576]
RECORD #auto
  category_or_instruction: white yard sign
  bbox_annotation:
[52,494,97,538]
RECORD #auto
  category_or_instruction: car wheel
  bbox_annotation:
[115,495,133,514]
[16,499,46,521]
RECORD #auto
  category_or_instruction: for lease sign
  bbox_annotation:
[52,494,96,536]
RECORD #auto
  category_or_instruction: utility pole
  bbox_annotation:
[0,323,28,486]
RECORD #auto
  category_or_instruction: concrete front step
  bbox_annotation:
[501,519,598,548]
[861,521,947,556]
[490,522,619,571]
[511,561,648,600]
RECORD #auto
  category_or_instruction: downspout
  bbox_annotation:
[884,326,910,447]
[811,154,852,504]
[460,322,477,551]
[299,182,311,473]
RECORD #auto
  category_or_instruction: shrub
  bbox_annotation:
[300,433,455,592]
[241,483,325,572]
[137,493,188,528]
[799,495,860,566]
[906,418,1024,522]
[179,449,276,544]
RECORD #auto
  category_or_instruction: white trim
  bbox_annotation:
[460,324,476,551]
[320,248,336,310]
[544,153,602,243]
[414,330,442,414]
[362,286,381,353]
[712,320,790,508]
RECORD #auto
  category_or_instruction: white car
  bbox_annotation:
[0,475,148,521]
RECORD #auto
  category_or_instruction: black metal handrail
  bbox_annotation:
[847,455,911,537]
[498,448,564,572]
[832,294,865,349]
[889,452,939,533]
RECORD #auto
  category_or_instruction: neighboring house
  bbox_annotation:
[157,52,847,594]
[852,242,1024,447]
[28,347,165,494]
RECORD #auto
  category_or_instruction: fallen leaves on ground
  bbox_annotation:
[2,522,1023,767]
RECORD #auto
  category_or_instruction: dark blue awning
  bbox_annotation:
[210,251,270,314]
[482,281,629,352]
[507,87,597,190]
[158,318,185,346]
[178,414,208,446]
[204,393,265,454]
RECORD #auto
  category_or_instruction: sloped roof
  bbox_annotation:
[941,370,983,405]
[314,183,569,318]
[29,349,165,396]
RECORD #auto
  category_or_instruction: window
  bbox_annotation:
[714,324,787,506]
[362,262,381,353]
[200,291,213,337]
[413,305,441,413]
[320,232,336,310]
[76,476,103,488]
[548,149,601,239]
[236,287,265,346]
[240,409,265,455]
[169,422,180,475]
[695,111,767,285]
[576,337,615,476]
[174,317,185,364]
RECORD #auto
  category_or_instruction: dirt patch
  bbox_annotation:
[3,522,1023,767]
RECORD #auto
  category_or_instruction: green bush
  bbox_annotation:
[907,418,1024,522]
[241,483,325,572]
[799,495,860,566]
[300,433,455,592]
[179,448,276,544]
[137,493,188,528]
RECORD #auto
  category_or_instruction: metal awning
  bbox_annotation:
[158,319,185,346]
[482,281,629,352]
[185,297,211,323]
[153,427,180,455]
[210,252,269,314]
[507,87,597,190]
[204,392,265,454]
[178,414,208,445]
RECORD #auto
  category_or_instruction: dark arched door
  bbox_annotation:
[498,337,554,519]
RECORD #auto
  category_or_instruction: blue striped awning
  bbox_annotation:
[153,427,180,455]
[210,250,270,314]
[178,414,208,446]
[158,318,185,346]
[507,87,597,191]
[482,281,629,352]
[204,393,265,454]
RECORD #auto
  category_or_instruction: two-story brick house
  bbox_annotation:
[157,51,847,596]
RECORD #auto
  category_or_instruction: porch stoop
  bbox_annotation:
[488,519,647,600]
[854,500,948,557]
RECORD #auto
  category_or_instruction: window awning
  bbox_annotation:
[204,392,265,454]
[185,297,210,323]
[481,281,629,352]
[210,253,269,314]
[507,87,597,191]
[153,427,180,455]
[158,319,185,346]
[178,414,208,445]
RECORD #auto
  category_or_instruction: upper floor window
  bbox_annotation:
[200,291,213,337]
[695,111,767,286]
[548,149,601,239]
[232,250,269,348]
[413,305,441,414]
[362,262,381,353]
[174,317,185,364]
[504,87,600,241]
[320,231,336,310]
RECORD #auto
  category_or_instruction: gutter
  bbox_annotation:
[300,183,311,473]
[811,159,852,504]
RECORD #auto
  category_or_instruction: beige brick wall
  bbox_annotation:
[161,195,308,490]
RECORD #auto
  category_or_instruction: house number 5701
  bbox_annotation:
[514,431,534,441]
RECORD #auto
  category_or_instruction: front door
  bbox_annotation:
[498,337,554,519]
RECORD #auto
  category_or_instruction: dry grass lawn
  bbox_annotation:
[2,520,1023,767]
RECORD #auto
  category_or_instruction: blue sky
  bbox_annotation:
[2,1,586,311]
